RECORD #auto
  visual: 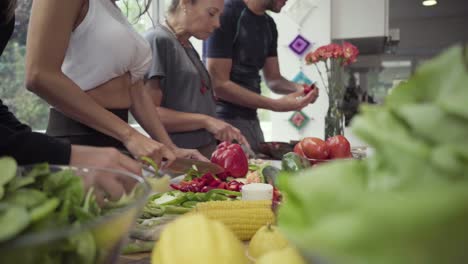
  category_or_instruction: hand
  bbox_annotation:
[123,130,176,168]
[172,147,209,162]
[204,117,250,147]
[69,145,142,202]
[271,88,319,112]
[296,83,320,104]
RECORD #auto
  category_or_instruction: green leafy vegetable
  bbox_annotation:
[0,157,16,186]
[6,163,49,193]
[278,45,468,264]
[0,160,142,264]
[30,198,60,223]
[0,205,30,242]
[4,189,48,209]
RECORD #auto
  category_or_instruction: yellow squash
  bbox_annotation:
[248,224,289,259]
[256,247,307,264]
[151,214,249,264]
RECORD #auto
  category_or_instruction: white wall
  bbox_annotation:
[267,0,331,142]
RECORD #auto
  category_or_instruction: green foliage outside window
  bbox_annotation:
[0,0,49,129]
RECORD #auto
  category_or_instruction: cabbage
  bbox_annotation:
[278,45,468,264]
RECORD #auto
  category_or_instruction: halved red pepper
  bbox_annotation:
[210,142,249,180]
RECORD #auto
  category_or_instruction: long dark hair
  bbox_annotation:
[0,0,17,25]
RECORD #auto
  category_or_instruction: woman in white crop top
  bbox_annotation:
[25,0,206,165]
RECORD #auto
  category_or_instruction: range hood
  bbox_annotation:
[331,0,390,55]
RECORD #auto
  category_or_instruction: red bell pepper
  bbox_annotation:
[303,83,316,95]
[210,142,249,180]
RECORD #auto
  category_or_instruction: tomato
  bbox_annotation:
[326,135,352,159]
[293,142,305,157]
[300,137,329,160]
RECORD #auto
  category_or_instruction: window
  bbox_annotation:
[117,0,155,33]
[0,0,48,130]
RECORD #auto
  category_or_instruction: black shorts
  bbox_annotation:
[46,108,128,150]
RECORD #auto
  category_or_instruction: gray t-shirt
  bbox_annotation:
[144,24,216,149]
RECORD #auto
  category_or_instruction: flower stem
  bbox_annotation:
[314,63,328,95]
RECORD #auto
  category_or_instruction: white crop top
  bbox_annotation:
[61,0,152,91]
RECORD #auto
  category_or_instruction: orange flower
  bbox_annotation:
[305,42,359,66]
[342,42,359,65]
[305,51,320,64]
[316,46,332,60]
[327,43,343,58]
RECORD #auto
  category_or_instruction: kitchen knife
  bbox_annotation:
[163,158,225,175]
[120,150,224,175]
[240,143,256,159]
[231,139,256,158]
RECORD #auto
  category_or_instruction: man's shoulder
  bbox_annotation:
[224,0,247,16]
[265,13,277,26]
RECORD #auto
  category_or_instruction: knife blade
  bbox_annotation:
[120,150,224,175]
[231,139,256,159]
[240,143,256,159]
[163,158,225,175]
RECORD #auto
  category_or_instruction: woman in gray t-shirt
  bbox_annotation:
[144,0,248,158]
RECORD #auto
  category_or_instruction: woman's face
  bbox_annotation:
[184,0,224,40]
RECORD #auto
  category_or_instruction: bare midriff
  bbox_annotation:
[86,73,133,109]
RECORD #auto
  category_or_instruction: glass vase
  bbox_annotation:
[324,59,345,139]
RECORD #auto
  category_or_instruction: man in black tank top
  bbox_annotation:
[204,0,319,151]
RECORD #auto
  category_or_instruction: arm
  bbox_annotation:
[130,80,207,161]
[262,17,318,99]
[0,125,72,165]
[0,99,71,165]
[0,123,142,200]
[145,79,249,146]
[145,78,210,133]
[207,58,317,112]
[206,58,276,110]
[263,56,302,94]
[0,101,142,182]
[129,80,178,148]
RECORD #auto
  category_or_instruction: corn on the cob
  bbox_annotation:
[196,200,275,241]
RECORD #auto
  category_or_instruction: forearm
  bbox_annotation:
[0,127,71,165]
[27,71,135,142]
[157,107,208,133]
[129,83,176,148]
[215,81,276,110]
[266,76,301,94]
